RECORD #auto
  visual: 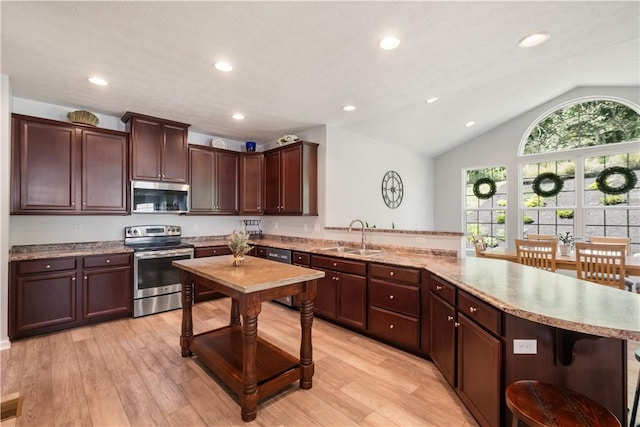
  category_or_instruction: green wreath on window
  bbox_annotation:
[595,166,637,195]
[473,177,497,200]
[532,172,563,197]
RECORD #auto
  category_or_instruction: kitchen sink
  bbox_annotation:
[320,247,384,256]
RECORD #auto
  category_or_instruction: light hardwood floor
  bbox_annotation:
[1,298,638,426]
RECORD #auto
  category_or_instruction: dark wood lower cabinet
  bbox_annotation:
[457,313,501,427]
[429,293,456,386]
[312,268,338,319]
[9,253,132,340]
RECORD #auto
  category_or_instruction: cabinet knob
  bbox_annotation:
[71,277,76,281]
[389,271,395,276]
[46,264,51,269]
[469,306,477,313]
[454,322,461,327]
[213,250,217,254]
[389,295,394,300]
[436,285,443,290]
[257,206,261,209]
[389,324,394,329]
[84,276,88,280]
[333,262,337,267]
[82,202,86,206]
[71,202,75,206]
[106,259,110,263]
[447,315,454,321]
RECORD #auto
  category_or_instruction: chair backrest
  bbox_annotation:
[589,236,630,255]
[471,235,486,256]
[526,234,559,241]
[515,239,558,271]
[574,242,627,290]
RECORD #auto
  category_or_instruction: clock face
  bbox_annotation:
[381,170,403,209]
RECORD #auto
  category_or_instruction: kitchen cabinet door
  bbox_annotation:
[263,150,281,214]
[82,266,132,320]
[430,293,456,387]
[189,147,215,213]
[337,272,366,329]
[457,313,502,427]
[313,268,337,319]
[12,271,78,337]
[215,150,239,214]
[280,145,303,214]
[240,153,263,214]
[12,117,77,212]
[162,123,189,183]
[81,130,128,212]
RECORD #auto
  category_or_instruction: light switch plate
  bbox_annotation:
[513,339,537,354]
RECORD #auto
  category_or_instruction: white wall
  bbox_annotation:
[1,75,13,349]
[433,86,640,243]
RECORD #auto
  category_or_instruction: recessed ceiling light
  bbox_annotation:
[465,121,476,127]
[215,61,233,72]
[379,36,400,50]
[88,76,108,86]
[426,97,439,104]
[342,105,357,112]
[518,32,550,48]
[232,113,245,120]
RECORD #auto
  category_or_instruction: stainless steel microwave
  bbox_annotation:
[131,180,189,214]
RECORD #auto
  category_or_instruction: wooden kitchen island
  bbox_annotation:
[173,255,324,422]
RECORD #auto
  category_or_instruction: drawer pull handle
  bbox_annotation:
[389,271,395,276]
[436,285,443,290]
[389,324,394,329]
[389,295,394,300]
[469,306,477,313]
[447,315,454,321]
[454,322,460,328]
[46,264,51,269]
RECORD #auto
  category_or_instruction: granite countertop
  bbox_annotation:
[9,236,640,340]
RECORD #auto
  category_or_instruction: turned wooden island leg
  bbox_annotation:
[240,297,261,422]
[180,271,194,357]
[299,280,317,389]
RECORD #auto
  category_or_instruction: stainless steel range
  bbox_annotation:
[124,225,194,317]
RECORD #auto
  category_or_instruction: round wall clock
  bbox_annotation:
[381,170,404,209]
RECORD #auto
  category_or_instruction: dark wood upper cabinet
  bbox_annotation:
[11,114,128,214]
[263,141,318,215]
[188,145,239,214]
[121,112,189,183]
[240,153,264,214]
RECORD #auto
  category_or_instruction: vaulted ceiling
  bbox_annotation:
[2,1,638,156]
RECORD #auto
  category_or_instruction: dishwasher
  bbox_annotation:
[265,247,295,307]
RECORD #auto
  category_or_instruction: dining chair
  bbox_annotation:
[526,233,559,241]
[574,242,627,290]
[590,237,635,292]
[515,239,558,271]
[471,234,486,257]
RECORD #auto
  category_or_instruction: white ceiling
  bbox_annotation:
[2,1,638,156]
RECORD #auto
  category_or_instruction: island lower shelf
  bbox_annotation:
[190,325,302,400]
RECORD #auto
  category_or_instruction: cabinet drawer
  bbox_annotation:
[195,246,232,257]
[16,257,77,275]
[311,255,366,276]
[430,274,456,305]
[83,253,131,268]
[370,279,419,317]
[256,246,267,258]
[369,306,419,348]
[292,251,310,266]
[458,291,502,336]
[370,263,420,284]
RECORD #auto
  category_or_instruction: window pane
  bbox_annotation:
[465,166,507,251]
[584,153,639,207]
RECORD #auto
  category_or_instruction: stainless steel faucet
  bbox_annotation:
[348,219,367,249]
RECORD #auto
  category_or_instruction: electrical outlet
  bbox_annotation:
[304,223,308,231]
[74,225,82,233]
[314,223,320,231]
[513,339,537,354]
[416,237,426,243]
[275,222,279,229]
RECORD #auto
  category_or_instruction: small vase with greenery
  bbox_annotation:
[558,232,573,256]
[227,229,253,267]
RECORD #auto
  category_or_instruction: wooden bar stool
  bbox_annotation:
[630,348,640,427]
[506,380,621,427]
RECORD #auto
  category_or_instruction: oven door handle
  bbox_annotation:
[134,248,194,259]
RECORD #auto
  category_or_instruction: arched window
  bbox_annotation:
[518,98,639,253]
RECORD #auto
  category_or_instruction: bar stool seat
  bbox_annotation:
[506,380,621,427]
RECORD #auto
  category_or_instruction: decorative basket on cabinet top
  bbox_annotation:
[67,110,99,126]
